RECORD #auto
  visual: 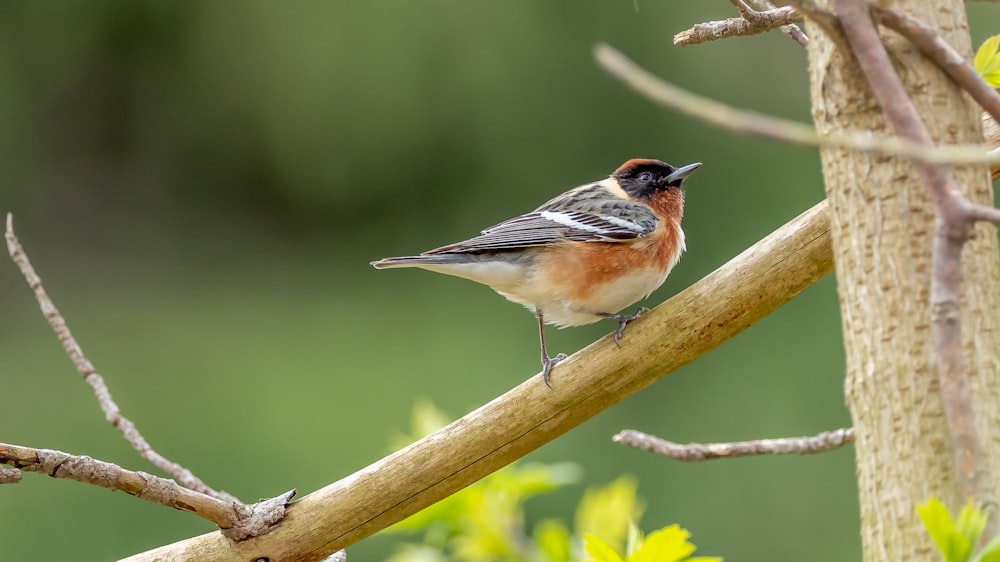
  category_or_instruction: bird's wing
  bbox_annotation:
[423,185,659,254]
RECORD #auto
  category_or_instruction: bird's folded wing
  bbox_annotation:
[423,202,658,254]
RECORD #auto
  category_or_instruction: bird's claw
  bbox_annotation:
[604,307,650,347]
[541,353,568,388]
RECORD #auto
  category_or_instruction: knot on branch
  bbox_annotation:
[222,489,297,541]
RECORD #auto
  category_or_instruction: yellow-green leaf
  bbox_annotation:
[585,533,626,562]
[575,476,645,554]
[625,521,644,557]
[974,35,1000,88]
[534,519,572,562]
[629,525,695,562]
[975,535,1000,562]
[955,500,988,549]
[918,498,971,562]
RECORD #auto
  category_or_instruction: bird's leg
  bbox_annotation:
[599,307,650,347]
[536,311,566,388]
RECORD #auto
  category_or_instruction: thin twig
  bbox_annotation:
[747,0,810,46]
[614,428,854,461]
[593,43,1000,167]
[674,5,802,46]
[873,6,1000,130]
[4,214,239,504]
[0,442,296,540]
[0,442,241,528]
[833,0,999,530]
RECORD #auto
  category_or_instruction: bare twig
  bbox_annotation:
[4,214,239,504]
[747,0,809,46]
[674,5,802,46]
[833,0,999,526]
[0,441,295,540]
[0,442,241,528]
[614,427,854,461]
[594,43,1000,167]
[873,7,1000,129]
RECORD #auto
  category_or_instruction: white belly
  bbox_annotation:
[497,265,670,328]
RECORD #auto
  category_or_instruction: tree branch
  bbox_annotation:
[4,214,239,504]
[614,427,854,461]
[0,442,296,541]
[674,5,802,46]
[1,442,241,529]
[833,0,996,522]
[120,200,834,560]
[593,43,1000,167]
[872,6,1000,129]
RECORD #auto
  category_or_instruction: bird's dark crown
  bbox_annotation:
[612,158,687,199]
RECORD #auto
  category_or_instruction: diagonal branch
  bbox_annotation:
[872,6,1000,129]
[614,427,854,461]
[833,0,999,522]
[120,200,835,561]
[4,214,239,504]
[594,43,1000,168]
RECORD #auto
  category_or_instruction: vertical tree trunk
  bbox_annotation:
[807,1,1000,559]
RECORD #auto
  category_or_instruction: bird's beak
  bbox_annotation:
[665,162,702,185]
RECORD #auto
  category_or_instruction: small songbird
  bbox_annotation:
[371,158,701,385]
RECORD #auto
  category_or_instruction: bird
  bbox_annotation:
[371,158,701,386]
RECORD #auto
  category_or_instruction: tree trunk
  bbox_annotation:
[807,1,1000,560]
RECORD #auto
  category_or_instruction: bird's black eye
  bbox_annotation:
[638,171,654,182]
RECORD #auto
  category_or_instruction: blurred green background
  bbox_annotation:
[2,2,998,560]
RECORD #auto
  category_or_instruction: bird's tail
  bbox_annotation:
[370,254,475,269]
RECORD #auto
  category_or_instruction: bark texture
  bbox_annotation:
[807,2,1000,560]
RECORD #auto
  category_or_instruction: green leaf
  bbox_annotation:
[974,35,1000,88]
[917,498,971,562]
[534,519,572,562]
[625,521,644,557]
[973,535,1000,562]
[584,534,626,562]
[575,476,645,554]
[628,525,695,562]
[956,500,989,553]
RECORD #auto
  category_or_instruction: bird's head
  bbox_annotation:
[612,159,702,200]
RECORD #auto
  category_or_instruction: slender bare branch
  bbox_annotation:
[833,0,996,524]
[873,7,1000,130]
[4,213,239,504]
[0,442,242,528]
[614,427,854,462]
[593,43,1000,167]
[674,5,801,46]
[0,441,296,540]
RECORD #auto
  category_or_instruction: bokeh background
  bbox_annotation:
[2,2,998,560]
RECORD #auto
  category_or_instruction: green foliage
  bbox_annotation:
[384,402,720,562]
[918,498,1000,562]
[974,35,1000,88]
[584,525,720,562]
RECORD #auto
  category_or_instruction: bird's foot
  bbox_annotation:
[541,353,568,388]
[600,307,650,347]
